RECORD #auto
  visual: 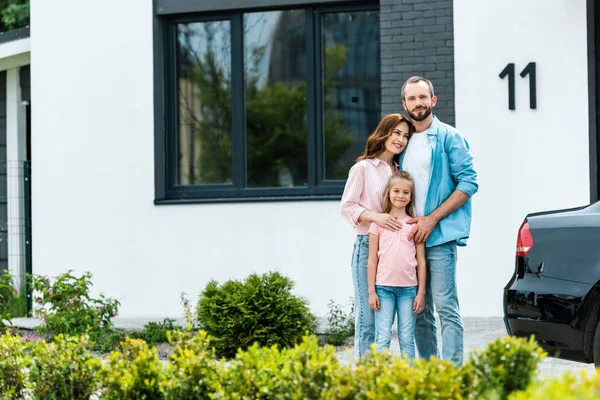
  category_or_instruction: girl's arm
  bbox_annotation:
[367,233,380,312]
[413,242,427,313]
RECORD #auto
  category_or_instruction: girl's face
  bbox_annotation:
[383,121,411,155]
[389,179,412,210]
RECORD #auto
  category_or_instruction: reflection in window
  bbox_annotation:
[244,11,307,188]
[177,21,232,185]
[321,11,381,180]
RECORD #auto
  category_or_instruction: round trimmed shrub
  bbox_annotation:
[196,271,317,357]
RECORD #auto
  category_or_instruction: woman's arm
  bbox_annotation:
[341,163,402,231]
[368,233,380,311]
[340,164,367,227]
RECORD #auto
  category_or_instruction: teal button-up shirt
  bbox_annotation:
[399,116,478,247]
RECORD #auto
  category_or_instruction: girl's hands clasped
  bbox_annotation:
[375,213,403,231]
[368,292,380,312]
[413,292,425,314]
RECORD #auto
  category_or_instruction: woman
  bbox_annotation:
[340,113,415,358]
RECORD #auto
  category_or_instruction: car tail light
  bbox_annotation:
[516,220,533,256]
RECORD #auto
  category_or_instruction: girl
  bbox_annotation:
[341,114,414,358]
[367,171,426,359]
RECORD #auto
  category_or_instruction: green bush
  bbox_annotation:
[100,337,164,400]
[217,336,340,399]
[462,335,546,399]
[161,329,222,399]
[0,271,18,329]
[323,299,354,346]
[31,271,120,345]
[327,345,463,399]
[29,334,101,400]
[509,370,600,400]
[130,318,179,346]
[0,331,31,399]
[196,271,317,357]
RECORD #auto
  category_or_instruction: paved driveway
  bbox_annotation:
[336,317,596,379]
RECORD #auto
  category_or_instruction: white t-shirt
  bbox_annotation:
[402,131,432,217]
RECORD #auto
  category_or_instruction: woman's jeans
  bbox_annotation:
[351,235,373,358]
[374,285,417,359]
[414,241,464,364]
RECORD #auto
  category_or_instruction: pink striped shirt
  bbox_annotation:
[340,158,398,235]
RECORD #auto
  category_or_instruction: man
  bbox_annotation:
[399,76,478,365]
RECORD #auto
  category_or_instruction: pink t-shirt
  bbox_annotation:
[368,217,418,287]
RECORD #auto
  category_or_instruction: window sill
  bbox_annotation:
[154,193,342,205]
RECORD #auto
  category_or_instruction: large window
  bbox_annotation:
[158,4,380,202]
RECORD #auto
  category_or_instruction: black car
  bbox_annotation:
[503,201,600,365]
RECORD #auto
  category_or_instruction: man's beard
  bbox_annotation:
[407,106,432,122]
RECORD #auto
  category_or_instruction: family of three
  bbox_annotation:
[341,76,479,364]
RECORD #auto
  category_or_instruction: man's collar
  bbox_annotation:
[427,115,439,135]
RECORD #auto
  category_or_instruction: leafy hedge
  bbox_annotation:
[0,329,571,400]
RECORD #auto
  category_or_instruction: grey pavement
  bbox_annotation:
[11,316,596,379]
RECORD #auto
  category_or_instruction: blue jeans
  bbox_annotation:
[351,235,373,358]
[374,285,417,359]
[415,241,464,364]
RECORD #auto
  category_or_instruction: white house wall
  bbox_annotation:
[31,0,590,318]
[454,0,590,315]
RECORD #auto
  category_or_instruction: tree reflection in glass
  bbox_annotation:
[177,21,232,185]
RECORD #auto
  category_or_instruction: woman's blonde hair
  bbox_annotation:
[356,114,414,162]
[381,171,415,216]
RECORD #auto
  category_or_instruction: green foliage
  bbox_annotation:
[29,334,101,400]
[324,298,354,346]
[31,271,120,345]
[130,318,179,346]
[100,337,164,400]
[161,329,221,399]
[0,0,28,32]
[0,330,555,400]
[462,335,546,399]
[327,345,463,399]
[0,331,31,399]
[509,370,600,400]
[0,271,18,329]
[217,336,340,400]
[196,271,317,358]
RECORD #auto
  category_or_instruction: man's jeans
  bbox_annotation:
[374,285,417,359]
[415,241,464,364]
[351,235,373,358]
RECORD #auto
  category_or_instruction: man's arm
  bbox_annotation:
[409,190,469,244]
[408,129,478,244]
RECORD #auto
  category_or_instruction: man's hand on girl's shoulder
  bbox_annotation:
[406,215,436,243]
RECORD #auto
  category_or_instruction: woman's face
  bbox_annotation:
[383,121,411,155]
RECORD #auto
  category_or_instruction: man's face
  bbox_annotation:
[402,81,437,122]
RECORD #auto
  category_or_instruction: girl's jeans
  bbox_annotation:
[351,235,373,358]
[374,285,417,359]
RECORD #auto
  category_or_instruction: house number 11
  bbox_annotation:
[499,62,537,110]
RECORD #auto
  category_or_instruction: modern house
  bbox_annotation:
[15,0,596,318]
[0,26,30,302]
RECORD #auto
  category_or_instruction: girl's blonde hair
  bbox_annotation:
[381,171,415,216]
[356,114,414,162]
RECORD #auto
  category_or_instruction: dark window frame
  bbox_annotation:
[154,0,379,204]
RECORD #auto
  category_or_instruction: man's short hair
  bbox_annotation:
[401,76,435,100]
